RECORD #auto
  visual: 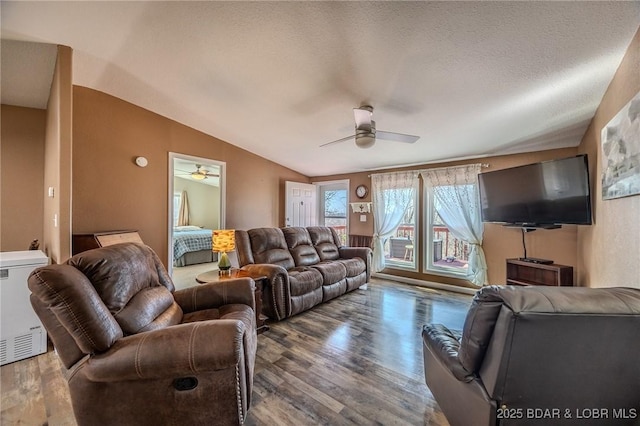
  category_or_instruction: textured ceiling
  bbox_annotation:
[2,2,639,176]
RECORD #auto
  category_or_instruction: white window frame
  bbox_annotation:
[173,192,181,227]
[313,179,349,244]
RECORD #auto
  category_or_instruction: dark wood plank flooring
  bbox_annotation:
[1,278,472,425]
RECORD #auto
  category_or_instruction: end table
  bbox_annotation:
[195,269,269,334]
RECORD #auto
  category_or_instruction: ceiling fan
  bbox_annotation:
[320,105,420,149]
[176,164,219,181]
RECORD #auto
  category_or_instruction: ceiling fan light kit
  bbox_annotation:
[180,164,220,181]
[356,134,376,149]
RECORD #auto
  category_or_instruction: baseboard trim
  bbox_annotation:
[372,272,478,295]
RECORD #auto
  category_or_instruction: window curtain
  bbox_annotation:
[371,171,419,272]
[421,164,488,286]
[178,190,190,226]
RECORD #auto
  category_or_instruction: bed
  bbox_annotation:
[173,226,216,267]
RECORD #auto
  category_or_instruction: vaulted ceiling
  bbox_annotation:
[2,2,639,176]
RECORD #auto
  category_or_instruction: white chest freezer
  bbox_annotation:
[0,250,49,365]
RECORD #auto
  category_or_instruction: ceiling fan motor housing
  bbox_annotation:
[319,105,418,148]
[355,119,375,148]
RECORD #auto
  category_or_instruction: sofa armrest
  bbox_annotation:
[82,320,248,382]
[422,324,473,382]
[173,278,255,313]
[240,264,290,321]
[339,246,372,260]
[339,246,372,280]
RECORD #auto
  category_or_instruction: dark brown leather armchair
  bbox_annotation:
[28,243,257,426]
[423,285,640,426]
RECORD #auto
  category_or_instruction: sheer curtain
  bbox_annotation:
[371,171,419,272]
[421,164,488,286]
[178,190,190,226]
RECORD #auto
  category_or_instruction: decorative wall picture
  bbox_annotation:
[601,90,640,200]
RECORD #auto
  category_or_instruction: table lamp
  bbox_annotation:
[213,229,235,276]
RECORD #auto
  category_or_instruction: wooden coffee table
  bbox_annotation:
[195,269,269,334]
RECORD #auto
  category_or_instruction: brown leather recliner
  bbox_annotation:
[28,242,257,426]
[422,285,640,426]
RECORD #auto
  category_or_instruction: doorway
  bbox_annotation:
[168,153,226,287]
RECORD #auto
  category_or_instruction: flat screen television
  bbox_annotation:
[478,154,592,228]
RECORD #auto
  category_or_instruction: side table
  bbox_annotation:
[195,269,269,334]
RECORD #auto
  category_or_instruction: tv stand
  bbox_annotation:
[506,259,573,286]
[518,257,553,265]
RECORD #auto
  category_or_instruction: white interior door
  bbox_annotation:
[285,181,317,227]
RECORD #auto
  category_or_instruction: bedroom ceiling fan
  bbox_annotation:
[176,164,220,181]
[320,105,420,149]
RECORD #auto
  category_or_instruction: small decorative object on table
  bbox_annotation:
[213,229,235,276]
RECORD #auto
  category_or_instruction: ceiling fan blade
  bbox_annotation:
[205,173,220,177]
[319,134,356,148]
[353,107,372,130]
[376,130,420,144]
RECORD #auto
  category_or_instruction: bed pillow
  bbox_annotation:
[174,226,202,231]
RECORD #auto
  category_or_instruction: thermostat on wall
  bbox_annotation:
[135,156,148,167]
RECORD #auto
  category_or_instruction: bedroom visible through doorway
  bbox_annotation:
[168,153,226,286]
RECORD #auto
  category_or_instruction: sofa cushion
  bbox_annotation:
[28,264,124,359]
[282,227,321,266]
[182,304,255,330]
[288,266,323,296]
[67,243,183,333]
[458,286,509,375]
[290,289,323,316]
[311,261,347,285]
[322,280,347,302]
[337,258,366,277]
[114,287,183,335]
[308,226,341,261]
[248,228,295,270]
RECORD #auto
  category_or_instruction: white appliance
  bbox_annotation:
[0,250,49,365]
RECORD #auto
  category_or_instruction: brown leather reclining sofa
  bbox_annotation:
[422,285,640,426]
[235,226,372,321]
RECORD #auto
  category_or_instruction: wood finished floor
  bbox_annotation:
[1,278,472,426]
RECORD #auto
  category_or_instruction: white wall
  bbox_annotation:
[173,177,220,230]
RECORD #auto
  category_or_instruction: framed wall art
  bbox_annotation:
[601,90,640,200]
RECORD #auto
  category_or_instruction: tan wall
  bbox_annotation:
[315,147,580,288]
[72,86,308,265]
[0,105,46,251]
[43,45,73,264]
[577,28,640,288]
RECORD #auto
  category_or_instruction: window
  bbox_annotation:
[318,182,348,245]
[383,195,417,269]
[371,171,419,272]
[425,185,472,277]
[421,164,487,285]
[173,193,181,227]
